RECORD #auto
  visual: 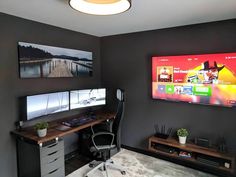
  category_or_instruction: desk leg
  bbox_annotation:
[78,129,93,158]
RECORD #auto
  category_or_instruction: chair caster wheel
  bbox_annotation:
[89,164,94,168]
[121,171,126,175]
[99,166,105,171]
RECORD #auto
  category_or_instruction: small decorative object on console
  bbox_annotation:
[217,136,228,153]
[225,162,231,169]
[177,128,189,144]
[194,137,211,148]
[34,121,48,137]
[179,151,192,158]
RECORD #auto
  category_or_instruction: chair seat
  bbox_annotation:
[90,144,116,152]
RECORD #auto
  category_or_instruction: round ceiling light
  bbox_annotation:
[69,0,131,15]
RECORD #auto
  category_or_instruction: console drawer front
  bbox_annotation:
[43,166,65,177]
[41,149,64,165]
[41,155,64,176]
[41,140,64,158]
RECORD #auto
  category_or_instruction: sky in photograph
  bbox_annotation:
[19,42,92,60]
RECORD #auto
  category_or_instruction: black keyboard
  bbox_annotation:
[62,117,93,127]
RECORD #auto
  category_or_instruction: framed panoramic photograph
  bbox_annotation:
[18,42,93,78]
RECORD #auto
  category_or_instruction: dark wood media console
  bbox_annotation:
[148,136,235,174]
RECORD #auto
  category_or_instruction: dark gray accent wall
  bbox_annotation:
[101,20,236,154]
[1,11,236,177]
[0,13,101,177]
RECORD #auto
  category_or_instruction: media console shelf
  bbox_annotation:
[148,136,235,174]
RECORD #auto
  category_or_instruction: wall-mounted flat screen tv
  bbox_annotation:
[70,88,106,109]
[152,52,236,107]
[26,91,69,120]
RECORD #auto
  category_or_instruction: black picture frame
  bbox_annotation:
[18,42,93,78]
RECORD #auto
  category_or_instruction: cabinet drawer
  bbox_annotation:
[41,155,64,176]
[41,140,64,158]
[41,149,64,165]
[43,166,65,177]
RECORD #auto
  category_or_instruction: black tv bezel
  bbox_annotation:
[151,52,236,108]
[69,88,106,110]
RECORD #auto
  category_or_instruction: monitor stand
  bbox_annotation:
[86,108,96,119]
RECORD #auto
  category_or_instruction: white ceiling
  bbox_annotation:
[0,0,236,37]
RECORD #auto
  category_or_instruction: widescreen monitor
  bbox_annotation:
[152,52,236,107]
[70,88,106,109]
[26,91,69,120]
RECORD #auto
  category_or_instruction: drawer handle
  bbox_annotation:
[48,158,58,164]
[47,143,58,148]
[49,168,58,174]
[47,151,58,156]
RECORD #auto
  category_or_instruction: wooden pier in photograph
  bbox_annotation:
[48,62,73,77]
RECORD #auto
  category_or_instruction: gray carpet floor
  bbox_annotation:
[67,149,218,177]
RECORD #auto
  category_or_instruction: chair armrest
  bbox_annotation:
[91,132,115,151]
[90,120,113,135]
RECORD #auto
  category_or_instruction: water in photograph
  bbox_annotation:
[20,58,92,78]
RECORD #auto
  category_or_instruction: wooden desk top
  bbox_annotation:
[11,111,115,144]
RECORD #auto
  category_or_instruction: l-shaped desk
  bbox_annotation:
[11,110,115,177]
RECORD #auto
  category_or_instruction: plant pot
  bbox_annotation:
[37,128,47,137]
[179,136,187,144]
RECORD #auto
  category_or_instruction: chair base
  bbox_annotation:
[84,159,126,177]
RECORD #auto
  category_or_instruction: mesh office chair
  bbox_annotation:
[84,89,126,177]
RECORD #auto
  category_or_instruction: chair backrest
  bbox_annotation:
[112,89,125,151]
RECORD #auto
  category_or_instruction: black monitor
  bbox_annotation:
[70,88,106,110]
[25,91,69,121]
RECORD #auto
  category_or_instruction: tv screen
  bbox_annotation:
[152,52,236,107]
[26,91,69,120]
[70,88,106,109]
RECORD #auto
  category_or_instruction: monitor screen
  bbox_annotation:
[70,88,106,109]
[152,52,236,107]
[26,91,69,120]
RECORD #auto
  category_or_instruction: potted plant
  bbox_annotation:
[177,128,189,144]
[35,122,49,137]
